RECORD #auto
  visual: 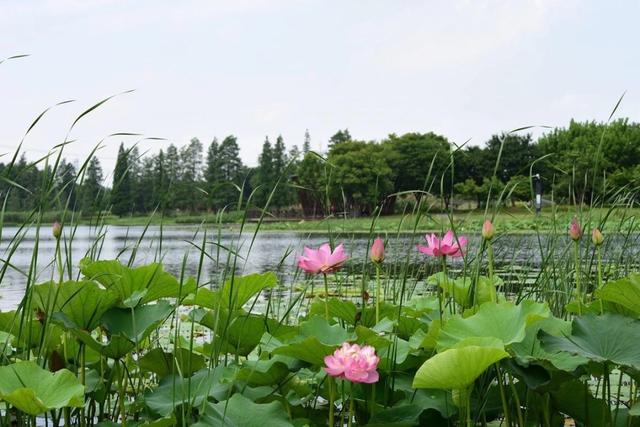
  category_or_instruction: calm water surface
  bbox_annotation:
[1,225,638,311]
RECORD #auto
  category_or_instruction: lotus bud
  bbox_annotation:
[592,228,604,246]
[52,221,62,240]
[370,238,385,263]
[481,219,495,240]
[568,217,582,241]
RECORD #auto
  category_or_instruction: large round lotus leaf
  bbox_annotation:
[32,280,118,331]
[510,317,587,372]
[540,313,640,370]
[595,274,640,315]
[210,393,293,427]
[0,361,84,415]
[413,343,509,390]
[437,301,550,350]
[79,258,196,306]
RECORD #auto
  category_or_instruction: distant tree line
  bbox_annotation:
[2,119,640,217]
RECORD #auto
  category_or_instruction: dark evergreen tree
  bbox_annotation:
[55,159,77,209]
[177,138,204,211]
[164,144,180,209]
[153,150,168,211]
[303,129,311,153]
[272,135,292,209]
[252,137,274,207]
[215,135,243,209]
[111,143,132,216]
[80,157,104,214]
[205,138,224,210]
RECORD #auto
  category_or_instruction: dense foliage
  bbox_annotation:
[2,119,640,217]
[1,218,639,426]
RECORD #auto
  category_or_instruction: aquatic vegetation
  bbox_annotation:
[0,215,639,426]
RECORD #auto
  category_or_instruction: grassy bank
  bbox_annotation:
[35,205,639,234]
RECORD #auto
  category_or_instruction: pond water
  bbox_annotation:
[1,225,639,311]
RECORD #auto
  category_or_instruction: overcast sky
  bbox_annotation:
[1,0,639,179]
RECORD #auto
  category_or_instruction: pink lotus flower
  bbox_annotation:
[324,342,380,383]
[298,243,348,274]
[568,217,582,241]
[417,230,467,257]
[370,238,385,263]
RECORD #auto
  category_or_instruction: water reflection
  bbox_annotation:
[1,225,638,311]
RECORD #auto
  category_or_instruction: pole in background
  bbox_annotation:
[533,174,542,215]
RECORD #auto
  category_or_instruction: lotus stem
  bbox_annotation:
[496,364,511,427]
[375,264,381,324]
[328,376,335,426]
[323,273,330,321]
[119,360,127,427]
[348,391,354,427]
[440,256,448,319]
[487,240,495,282]
[573,240,582,315]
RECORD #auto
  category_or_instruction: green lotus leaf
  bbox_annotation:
[79,258,196,306]
[72,330,135,360]
[101,300,173,343]
[0,361,84,415]
[540,313,640,369]
[194,308,295,356]
[272,336,338,365]
[139,348,206,378]
[437,300,550,350]
[144,367,231,417]
[367,404,424,427]
[550,378,611,426]
[270,316,356,364]
[299,315,355,345]
[32,280,118,331]
[309,298,357,323]
[219,272,277,310]
[413,343,509,389]
[0,310,64,350]
[433,275,499,308]
[70,301,173,359]
[235,356,298,386]
[356,325,392,351]
[595,274,640,315]
[210,393,293,427]
[510,317,587,371]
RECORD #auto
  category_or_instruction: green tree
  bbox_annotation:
[252,137,274,207]
[204,138,225,210]
[111,144,132,216]
[482,133,540,183]
[538,119,640,203]
[454,178,481,208]
[164,144,181,209]
[271,135,292,209]
[328,129,351,149]
[384,132,451,195]
[55,159,77,209]
[80,157,104,215]
[178,138,204,211]
[303,129,311,154]
[296,152,327,217]
[214,135,243,209]
[328,141,394,216]
[153,150,168,211]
